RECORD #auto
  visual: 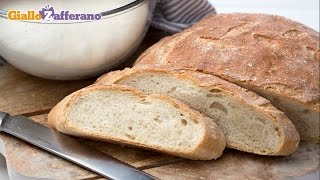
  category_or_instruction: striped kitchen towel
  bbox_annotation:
[152,0,216,33]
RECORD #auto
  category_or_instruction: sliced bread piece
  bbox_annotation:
[96,68,300,156]
[48,84,226,160]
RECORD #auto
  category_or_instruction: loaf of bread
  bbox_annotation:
[48,84,226,160]
[134,13,320,142]
[97,68,300,155]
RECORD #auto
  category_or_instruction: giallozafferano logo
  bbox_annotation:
[7,5,102,21]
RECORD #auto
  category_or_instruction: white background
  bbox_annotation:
[0,0,319,179]
[209,0,319,31]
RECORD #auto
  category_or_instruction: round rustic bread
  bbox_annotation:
[135,13,320,142]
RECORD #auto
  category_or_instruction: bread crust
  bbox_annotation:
[48,84,226,160]
[133,13,319,142]
[135,13,319,108]
[96,67,300,155]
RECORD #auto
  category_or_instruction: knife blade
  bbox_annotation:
[0,112,155,180]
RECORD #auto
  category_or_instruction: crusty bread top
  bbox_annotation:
[134,13,320,111]
[97,68,300,155]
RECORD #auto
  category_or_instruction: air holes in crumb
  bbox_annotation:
[153,118,162,123]
[192,119,199,124]
[181,119,187,126]
[210,102,228,114]
[66,102,71,108]
[150,79,160,85]
[207,93,222,98]
[140,101,152,105]
[180,113,184,116]
[209,89,222,93]
[167,87,177,94]
[128,126,133,130]
[125,134,136,140]
[260,150,267,154]
[275,127,279,132]
[207,89,222,97]
[173,104,180,109]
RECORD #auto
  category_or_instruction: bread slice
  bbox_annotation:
[97,68,300,156]
[134,14,319,142]
[48,84,226,160]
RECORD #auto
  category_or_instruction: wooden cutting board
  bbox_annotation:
[0,28,319,180]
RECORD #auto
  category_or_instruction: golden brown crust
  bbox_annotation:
[134,13,320,111]
[48,84,226,160]
[96,67,300,155]
[48,94,70,130]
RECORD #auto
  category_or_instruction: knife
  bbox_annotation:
[0,112,155,180]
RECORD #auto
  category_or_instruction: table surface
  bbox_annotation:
[0,1,319,179]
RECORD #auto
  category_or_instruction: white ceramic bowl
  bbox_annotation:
[0,0,155,80]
